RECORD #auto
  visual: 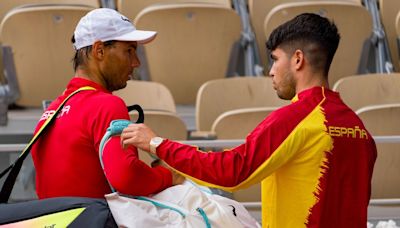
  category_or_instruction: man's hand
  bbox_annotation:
[171,170,186,185]
[121,123,156,153]
[151,159,185,185]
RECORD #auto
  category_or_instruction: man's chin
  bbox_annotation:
[111,83,127,92]
[277,92,293,100]
[119,83,128,90]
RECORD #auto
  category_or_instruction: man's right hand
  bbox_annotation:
[121,123,156,153]
[151,159,185,186]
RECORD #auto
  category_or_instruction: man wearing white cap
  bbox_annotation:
[31,8,180,199]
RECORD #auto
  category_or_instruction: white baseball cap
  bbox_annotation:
[73,8,157,50]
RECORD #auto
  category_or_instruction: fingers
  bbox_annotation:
[121,134,145,150]
[172,171,186,185]
[151,159,162,168]
[151,159,185,185]
[121,123,144,137]
[160,162,185,185]
[120,123,155,152]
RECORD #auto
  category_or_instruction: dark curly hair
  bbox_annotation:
[266,13,340,76]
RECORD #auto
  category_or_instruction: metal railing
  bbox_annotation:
[1,135,400,152]
[1,135,399,208]
[231,0,263,76]
[363,0,394,73]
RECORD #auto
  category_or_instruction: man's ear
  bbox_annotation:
[92,40,105,60]
[293,49,304,70]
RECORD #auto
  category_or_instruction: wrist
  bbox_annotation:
[149,136,164,154]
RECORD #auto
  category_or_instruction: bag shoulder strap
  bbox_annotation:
[99,119,133,192]
[0,86,95,203]
[98,105,145,192]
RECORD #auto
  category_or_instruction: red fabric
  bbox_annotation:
[156,89,317,187]
[102,136,172,196]
[156,87,377,227]
[307,90,376,227]
[32,78,171,199]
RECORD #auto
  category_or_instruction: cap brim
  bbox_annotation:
[113,30,157,44]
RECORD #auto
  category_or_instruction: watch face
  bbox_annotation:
[152,137,163,146]
[153,137,163,144]
[150,137,164,154]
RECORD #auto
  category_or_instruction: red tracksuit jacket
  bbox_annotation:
[156,87,377,227]
[32,78,172,199]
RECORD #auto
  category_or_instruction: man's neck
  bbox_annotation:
[296,72,329,94]
[74,67,106,89]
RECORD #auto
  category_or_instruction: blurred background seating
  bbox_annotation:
[114,80,177,113]
[1,0,400,224]
[263,1,372,87]
[193,76,288,139]
[117,0,232,21]
[134,3,242,105]
[356,103,400,199]
[332,73,400,111]
[356,103,400,221]
[114,80,188,140]
[378,0,400,72]
[248,0,362,73]
[0,4,96,107]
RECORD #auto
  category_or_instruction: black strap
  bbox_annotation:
[127,104,144,124]
[0,86,95,203]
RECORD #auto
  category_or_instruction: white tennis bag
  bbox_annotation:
[100,120,260,227]
[105,180,260,228]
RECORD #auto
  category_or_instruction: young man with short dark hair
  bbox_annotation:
[121,13,377,227]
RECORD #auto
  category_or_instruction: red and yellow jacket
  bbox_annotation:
[156,87,377,227]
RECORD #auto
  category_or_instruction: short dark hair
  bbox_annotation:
[266,13,340,76]
[71,35,116,71]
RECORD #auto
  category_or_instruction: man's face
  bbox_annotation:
[102,41,140,91]
[268,48,296,100]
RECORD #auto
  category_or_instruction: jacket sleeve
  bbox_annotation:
[102,136,172,196]
[94,95,172,196]
[156,109,304,192]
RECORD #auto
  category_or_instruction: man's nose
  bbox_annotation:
[132,54,140,68]
[268,68,274,77]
